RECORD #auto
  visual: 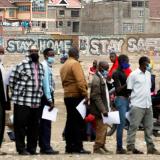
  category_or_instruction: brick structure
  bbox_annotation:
[149,0,160,19]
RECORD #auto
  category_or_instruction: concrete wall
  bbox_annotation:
[81,1,160,35]
[81,2,114,35]
[3,34,79,54]
[79,34,160,56]
[3,33,160,56]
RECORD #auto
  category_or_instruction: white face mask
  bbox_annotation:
[0,55,4,63]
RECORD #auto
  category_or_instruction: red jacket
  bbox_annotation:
[108,56,119,78]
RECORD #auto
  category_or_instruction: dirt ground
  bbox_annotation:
[1,53,160,160]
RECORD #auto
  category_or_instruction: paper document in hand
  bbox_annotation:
[126,111,130,122]
[102,111,120,125]
[42,106,58,122]
[76,99,86,119]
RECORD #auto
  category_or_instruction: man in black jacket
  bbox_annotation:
[0,46,10,155]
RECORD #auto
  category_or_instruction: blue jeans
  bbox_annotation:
[115,96,129,150]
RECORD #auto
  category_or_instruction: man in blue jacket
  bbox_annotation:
[39,48,59,155]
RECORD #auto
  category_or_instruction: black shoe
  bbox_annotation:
[18,150,30,156]
[26,148,38,155]
[147,148,160,155]
[27,150,38,155]
[74,149,91,154]
[40,149,59,155]
[127,148,143,154]
[65,150,73,154]
[116,148,127,154]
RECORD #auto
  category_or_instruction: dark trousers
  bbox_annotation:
[0,102,5,147]
[39,118,52,151]
[14,104,40,153]
[39,95,53,151]
[64,97,86,152]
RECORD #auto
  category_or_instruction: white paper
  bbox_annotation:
[102,111,120,125]
[126,111,130,122]
[42,106,58,122]
[76,99,86,119]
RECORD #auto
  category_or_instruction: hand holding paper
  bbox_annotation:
[102,111,120,125]
[42,105,58,122]
[76,99,86,119]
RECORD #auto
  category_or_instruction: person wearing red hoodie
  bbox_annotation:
[108,52,119,79]
[112,54,131,154]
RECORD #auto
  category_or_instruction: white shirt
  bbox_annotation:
[127,68,152,108]
[98,71,111,111]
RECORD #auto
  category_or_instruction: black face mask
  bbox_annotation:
[30,53,39,63]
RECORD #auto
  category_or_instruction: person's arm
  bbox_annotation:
[72,62,88,97]
[42,65,52,102]
[42,64,54,111]
[126,73,134,96]
[9,65,21,93]
[90,76,108,114]
[112,72,126,93]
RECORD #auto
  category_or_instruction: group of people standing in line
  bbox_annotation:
[0,45,160,156]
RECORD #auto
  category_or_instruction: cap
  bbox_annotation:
[28,45,39,52]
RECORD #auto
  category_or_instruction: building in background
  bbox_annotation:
[149,0,160,33]
[1,0,160,35]
[81,0,151,35]
[47,0,81,34]
[0,0,81,35]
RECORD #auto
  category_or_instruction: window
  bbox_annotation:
[71,10,79,17]
[72,22,79,32]
[59,21,63,27]
[132,1,147,7]
[139,10,144,17]
[32,1,46,12]
[137,1,143,7]
[9,9,15,17]
[59,10,65,16]
[123,23,133,33]
[67,21,71,27]
[56,21,63,28]
[32,21,40,27]
[132,1,137,7]
[19,6,30,12]
[137,23,144,32]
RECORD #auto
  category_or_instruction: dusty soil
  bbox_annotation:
[1,54,160,160]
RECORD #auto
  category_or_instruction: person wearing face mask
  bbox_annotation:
[127,56,160,155]
[89,61,112,154]
[112,54,131,154]
[39,48,59,155]
[9,46,44,155]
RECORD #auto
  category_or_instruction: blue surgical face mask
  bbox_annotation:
[146,64,152,72]
[47,57,55,64]
[120,62,130,69]
[101,69,108,78]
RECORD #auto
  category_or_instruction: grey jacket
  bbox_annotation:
[89,72,109,119]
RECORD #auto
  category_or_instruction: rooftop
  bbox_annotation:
[50,0,81,8]
[0,0,16,8]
